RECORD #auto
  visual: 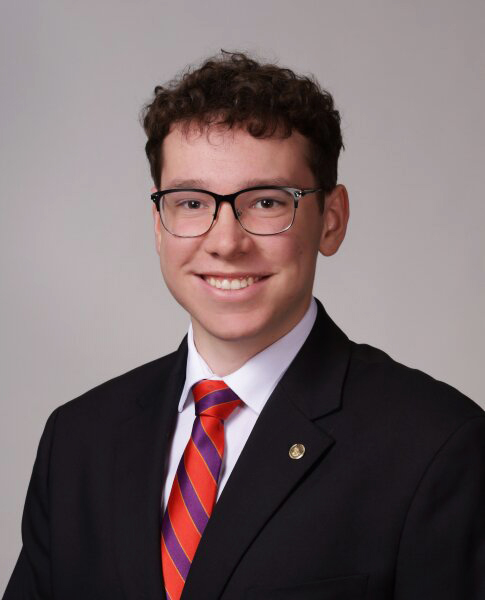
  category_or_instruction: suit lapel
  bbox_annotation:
[182,301,352,599]
[113,338,187,600]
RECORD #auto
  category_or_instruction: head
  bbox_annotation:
[142,51,349,367]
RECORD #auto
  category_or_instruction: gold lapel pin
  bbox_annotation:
[289,443,305,459]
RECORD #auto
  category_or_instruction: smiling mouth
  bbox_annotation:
[201,275,267,290]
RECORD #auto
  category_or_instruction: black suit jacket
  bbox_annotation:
[4,301,485,599]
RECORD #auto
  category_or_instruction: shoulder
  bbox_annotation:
[53,345,184,426]
[342,340,483,451]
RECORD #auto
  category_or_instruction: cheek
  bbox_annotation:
[158,239,171,279]
[158,238,193,287]
[262,234,311,272]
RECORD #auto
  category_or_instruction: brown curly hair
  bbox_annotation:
[142,51,343,196]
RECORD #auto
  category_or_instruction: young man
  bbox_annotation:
[4,52,484,600]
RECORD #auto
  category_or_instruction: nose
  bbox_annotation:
[202,201,251,258]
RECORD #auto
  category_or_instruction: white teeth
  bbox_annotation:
[204,275,262,290]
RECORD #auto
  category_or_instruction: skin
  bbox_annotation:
[152,124,349,375]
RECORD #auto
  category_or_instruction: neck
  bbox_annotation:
[191,301,312,376]
[192,335,264,376]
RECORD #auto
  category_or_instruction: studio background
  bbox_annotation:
[1,0,484,589]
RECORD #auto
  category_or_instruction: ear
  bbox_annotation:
[319,184,349,256]
[151,194,162,256]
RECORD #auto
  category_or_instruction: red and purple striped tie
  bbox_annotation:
[161,379,242,600]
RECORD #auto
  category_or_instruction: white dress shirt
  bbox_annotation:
[161,297,318,511]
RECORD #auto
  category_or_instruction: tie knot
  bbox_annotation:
[192,380,242,420]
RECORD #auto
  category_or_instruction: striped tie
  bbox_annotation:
[161,380,242,600]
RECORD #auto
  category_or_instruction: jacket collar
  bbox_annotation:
[282,298,351,421]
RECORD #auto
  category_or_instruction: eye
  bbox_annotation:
[184,200,202,209]
[253,197,282,209]
[174,199,208,210]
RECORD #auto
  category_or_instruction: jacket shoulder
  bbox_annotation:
[55,346,184,424]
[345,341,483,437]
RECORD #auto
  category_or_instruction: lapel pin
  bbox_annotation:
[289,443,305,459]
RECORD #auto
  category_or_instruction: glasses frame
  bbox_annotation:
[150,185,323,237]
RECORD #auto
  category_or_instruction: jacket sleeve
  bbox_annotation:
[3,409,59,600]
[394,415,485,600]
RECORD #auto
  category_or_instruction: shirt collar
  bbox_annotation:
[178,297,318,415]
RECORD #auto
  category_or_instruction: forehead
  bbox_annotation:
[160,123,315,191]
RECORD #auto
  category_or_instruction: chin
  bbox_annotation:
[195,312,275,345]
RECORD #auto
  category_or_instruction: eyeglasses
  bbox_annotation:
[151,186,323,237]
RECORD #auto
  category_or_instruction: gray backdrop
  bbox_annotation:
[1,0,484,589]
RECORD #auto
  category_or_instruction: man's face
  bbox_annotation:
[153,124,337,354]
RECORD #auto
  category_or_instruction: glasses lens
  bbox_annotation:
[160,191,216,237]
[235,188,295,234]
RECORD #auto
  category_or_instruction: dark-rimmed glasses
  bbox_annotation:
[150,186,323,237]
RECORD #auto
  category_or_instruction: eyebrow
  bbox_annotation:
[163,177,300,190]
